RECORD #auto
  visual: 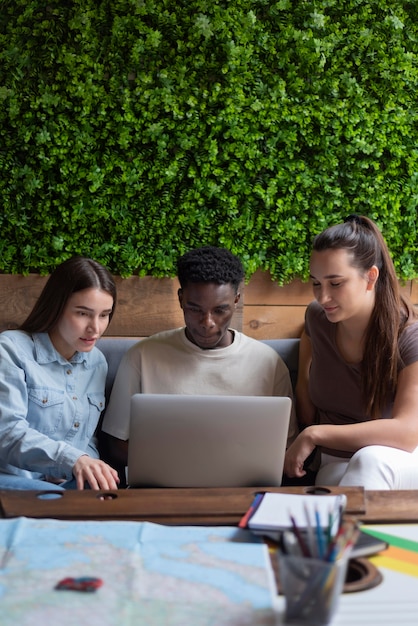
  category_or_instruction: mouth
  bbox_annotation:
[193,333,220,347]
[80,337,98,345]
[197,334,217,343]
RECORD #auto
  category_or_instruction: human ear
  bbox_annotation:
[234,292,241,306]
[178,288,183,308]
[366,266,379,290]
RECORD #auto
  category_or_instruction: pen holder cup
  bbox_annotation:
[278,553,349,625]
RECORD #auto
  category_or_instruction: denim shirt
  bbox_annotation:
[0,330,107,481]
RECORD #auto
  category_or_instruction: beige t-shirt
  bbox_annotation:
[101,327,297,446]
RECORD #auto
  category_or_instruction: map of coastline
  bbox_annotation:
[0,517,277,625]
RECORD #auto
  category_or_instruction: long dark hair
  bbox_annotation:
[20,257,117,333]
[313,215,416,419]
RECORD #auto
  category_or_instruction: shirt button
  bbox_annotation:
[42,398,48,404]
[72,396,77,400]
[66,369,72,375]
[74,422,80,428]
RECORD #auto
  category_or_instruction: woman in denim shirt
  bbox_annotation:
[0,256,120,491]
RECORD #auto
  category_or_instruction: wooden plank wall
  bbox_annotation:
[1,271,417,339]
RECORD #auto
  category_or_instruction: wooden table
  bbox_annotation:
[1,485,416,524]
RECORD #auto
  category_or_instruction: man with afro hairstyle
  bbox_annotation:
[101,246,298,475]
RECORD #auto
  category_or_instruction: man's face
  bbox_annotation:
[178,282,240,350]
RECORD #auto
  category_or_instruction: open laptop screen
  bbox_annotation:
[127,394,291,488]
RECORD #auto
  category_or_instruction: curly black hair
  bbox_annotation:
[177,246,244,293]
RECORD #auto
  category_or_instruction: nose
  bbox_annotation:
[316,286,332,305]
[87,316,100,334]
[200,312,215,329]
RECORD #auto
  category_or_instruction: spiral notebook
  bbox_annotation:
[243,492,347,534]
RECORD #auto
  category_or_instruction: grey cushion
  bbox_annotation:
[261,339,299,390]
[96,338,139,402]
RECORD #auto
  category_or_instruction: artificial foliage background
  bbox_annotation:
[1,0,418,281]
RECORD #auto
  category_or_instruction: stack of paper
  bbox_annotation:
[241,492,347,535]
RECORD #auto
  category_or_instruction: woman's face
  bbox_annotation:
[49,287,114,360]
[310,248,377,325]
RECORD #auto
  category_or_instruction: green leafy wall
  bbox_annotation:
[1,0,417,281]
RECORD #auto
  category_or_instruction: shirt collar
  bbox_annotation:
[32,333,87,365]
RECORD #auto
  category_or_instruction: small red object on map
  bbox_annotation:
[55,576,103,592]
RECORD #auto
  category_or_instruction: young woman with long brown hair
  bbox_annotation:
[0,256,120,491]
[284,215,418,488]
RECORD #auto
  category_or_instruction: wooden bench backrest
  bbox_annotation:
[1,270,416,340]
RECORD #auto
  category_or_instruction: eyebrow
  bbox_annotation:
[185,301,230,309]
[309,273,344,280]
[74,305,113,313]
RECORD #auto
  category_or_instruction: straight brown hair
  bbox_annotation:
[20,256,117,334]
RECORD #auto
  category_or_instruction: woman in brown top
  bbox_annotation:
[284,215,418,489]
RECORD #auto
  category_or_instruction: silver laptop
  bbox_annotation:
[127,394,291,488]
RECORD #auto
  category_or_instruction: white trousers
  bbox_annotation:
[315,445,418,490]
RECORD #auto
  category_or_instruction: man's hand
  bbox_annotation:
[73,455,120,490]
